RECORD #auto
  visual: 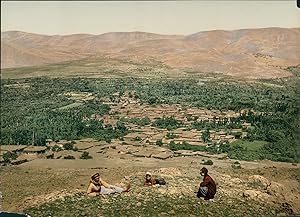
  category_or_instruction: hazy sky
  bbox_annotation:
[1,1,299,35]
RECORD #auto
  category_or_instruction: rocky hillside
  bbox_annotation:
[1,28,299,79]
[22,167,300,216]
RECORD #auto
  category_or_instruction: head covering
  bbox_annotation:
[146,172,152,176]
[200,167,208,176]
[91,173,100,180]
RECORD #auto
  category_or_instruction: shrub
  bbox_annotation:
[3,151,17,163]
[64,155,75,160]
[232,160,242,169]
[46,153,54,159]
[80,151,92,159]
[166,132,178,139]
[63,142,74,150]
[153,116,182,130]
[232,163,242,169]
[169,141,206,152]
[128,117,151,126]
[52,145,63,152]
[133,137,142,141]
[203,160,213,165]
[202,129,211,143]
[156,139,163,146]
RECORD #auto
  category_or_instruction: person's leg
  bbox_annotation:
[100,185,127,194]
[100,186,116,195]
[197,187,208,198]
[197,189,204,198]
[110,185,125,193]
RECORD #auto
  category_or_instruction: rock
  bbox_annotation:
[243,189,272,202]
[206,211,214,216]
[248,175,270,189]
[267,181,285,197]
[131,150,152,158]
[168,210,175,214]
[282,202,294,215]
[152,153,173,160]
[228,178,243,187]
[136,202,142,207]
[243,190,259,199]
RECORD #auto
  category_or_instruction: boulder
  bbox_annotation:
[131,150,153,158]
[267,181,285,197]
[228,178,243,187]
[248,175,270,189]
[243,190,260,199]
[152,153,173,160]
[243,190,271,202]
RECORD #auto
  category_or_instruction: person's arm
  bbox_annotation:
[144,180,152,186]
[100,178,113,189]
[200,176,210,187]
[86,183,100,197]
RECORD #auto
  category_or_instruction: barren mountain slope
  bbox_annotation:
[1,28,299,79]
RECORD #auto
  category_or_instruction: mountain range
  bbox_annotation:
[1,27,299,79]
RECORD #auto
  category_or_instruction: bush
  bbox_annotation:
[203,160,213,165]
[232,163,242,169]
[128,117,151,126]
[153,116,182,130]
[80,151,92,159]
[166,132,178,139]
[3,151,17,163]
[169,141,206,152]
[52,145,63,152]
[133,137,142,141]
[156,139,163,146]
[232,161,241,169]
[64,155,75,159]
[202,129,211,143]
[63,142,74,150]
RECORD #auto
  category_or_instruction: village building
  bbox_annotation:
[23,146,47,155]
[1,145,27,154]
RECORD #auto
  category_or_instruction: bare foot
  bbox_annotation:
[123,183,131,192]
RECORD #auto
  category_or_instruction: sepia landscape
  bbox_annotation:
[1,2,300,216]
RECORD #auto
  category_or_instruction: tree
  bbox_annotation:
[156,139,163,146]
[64,155,75,160]
[80,151,93,159]
[202,129,210,143]
[3,151,17,163]
[63,142,74,150]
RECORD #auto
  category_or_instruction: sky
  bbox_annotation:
[1,1,299,35]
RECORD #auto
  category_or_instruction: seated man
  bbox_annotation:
[197,167,216,200]
[86,173,130,196]
[144,172,166,186]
